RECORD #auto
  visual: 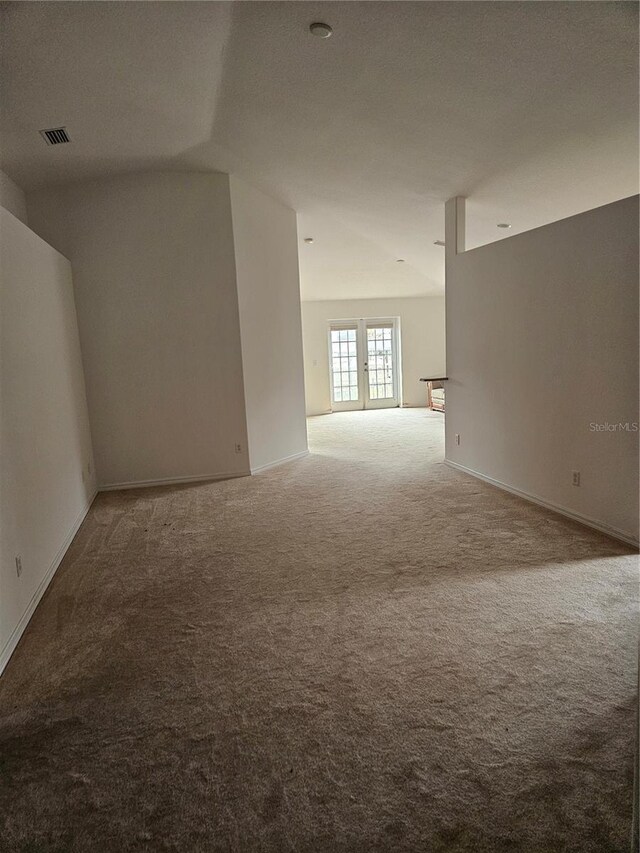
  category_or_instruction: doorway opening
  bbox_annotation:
[328,318,401,411]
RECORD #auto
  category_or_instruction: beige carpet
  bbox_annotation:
[0,409,637,852]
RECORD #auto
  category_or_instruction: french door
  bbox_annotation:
[329,318,400,411]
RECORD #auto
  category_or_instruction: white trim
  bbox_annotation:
[251,450,309,475]
[99,471,250,491]
[445,460,639,548]
[0,491,98,676]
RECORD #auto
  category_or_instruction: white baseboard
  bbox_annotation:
[99,470,250,491]
[0,491,98,676]
[251,450,309,475]
[445,459,639,548]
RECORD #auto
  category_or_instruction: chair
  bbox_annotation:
[419,376,447,412]
[427,380,445,412]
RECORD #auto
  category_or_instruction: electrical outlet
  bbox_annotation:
[15,555,22,577]
[572,471,581,487]
[235,443,242,454]
[455,433,461,446]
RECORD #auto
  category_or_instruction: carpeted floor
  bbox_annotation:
[0,409,637,853]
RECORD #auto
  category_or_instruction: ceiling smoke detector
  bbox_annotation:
[497,223,512,229]
[304,237,314,244]
[396,258,405,263]
[39,127,71,145]
[434,240,445,247]
[309,22,333,39]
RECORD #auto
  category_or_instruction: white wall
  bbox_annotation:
[445,195,639,544]
[0,169,28,225]
[0,208,95,671]
[301,296,446,416]
[230,176,308,471]
[27,172,251,488]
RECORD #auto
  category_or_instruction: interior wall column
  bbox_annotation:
[445,196,466,260]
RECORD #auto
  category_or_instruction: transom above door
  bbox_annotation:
[329,318,400,411]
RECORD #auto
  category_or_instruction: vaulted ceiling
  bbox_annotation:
[1,1,637,299]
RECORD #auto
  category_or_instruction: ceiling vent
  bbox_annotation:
[39,127,71,145]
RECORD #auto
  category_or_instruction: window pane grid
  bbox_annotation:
[330,324,395,405]
[331,329,359,403]
[366,327,394,400]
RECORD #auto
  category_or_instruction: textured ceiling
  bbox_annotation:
[1,1,638,299]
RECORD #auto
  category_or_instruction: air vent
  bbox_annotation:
[39,127,71,145]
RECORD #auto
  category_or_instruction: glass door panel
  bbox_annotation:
[329,325,363,411]
[364,323,399,409]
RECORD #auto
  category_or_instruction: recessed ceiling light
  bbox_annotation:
[434,240,445,247]
[304,237,314,244]
[396,258,405,263]
[309,22,332,39]
[497,223,511,229]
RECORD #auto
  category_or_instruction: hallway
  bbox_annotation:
[0,409,636,852]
